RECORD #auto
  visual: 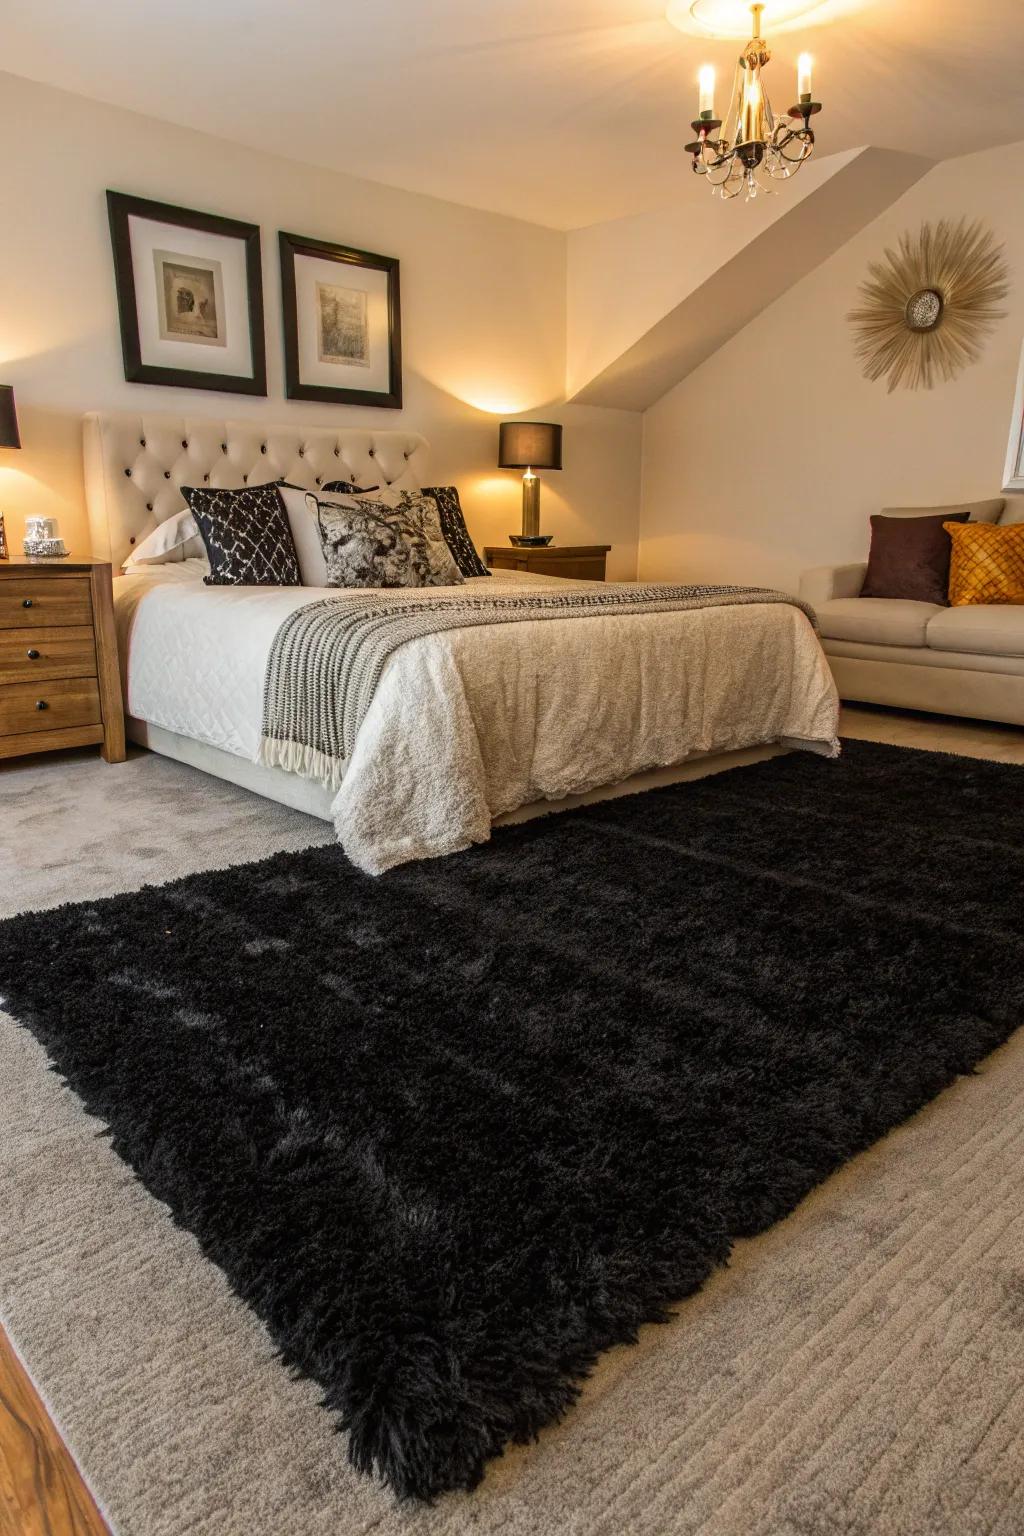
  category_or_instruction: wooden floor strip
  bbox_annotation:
[0,1324,109,1536]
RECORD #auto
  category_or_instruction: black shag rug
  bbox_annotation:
[2,738,1023,1501]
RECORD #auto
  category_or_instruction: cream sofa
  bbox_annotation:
[800,498,1024,727]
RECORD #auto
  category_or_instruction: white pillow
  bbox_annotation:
[123,507,204,568]
[277,484,330,586]
[278,484,412,586]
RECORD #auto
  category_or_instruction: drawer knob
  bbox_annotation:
[35,699,49,711]
[22,598,33,608]
[27,648,40,660]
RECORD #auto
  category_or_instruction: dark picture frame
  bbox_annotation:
[279,231,402,410]
[106,190,267,396]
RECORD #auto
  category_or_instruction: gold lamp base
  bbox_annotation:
[521,471,540,538]
[508,470,552,546]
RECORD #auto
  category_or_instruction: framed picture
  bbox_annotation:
[1004,339,1024,494]
[279,231,402,409]
[107,191,267,395]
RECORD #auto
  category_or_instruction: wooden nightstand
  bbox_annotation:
[484,545,611,581]
[0,558,125,763]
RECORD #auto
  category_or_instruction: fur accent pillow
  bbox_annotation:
[420,486,490,578]
[183,484,301,587]
[312,491,464,589]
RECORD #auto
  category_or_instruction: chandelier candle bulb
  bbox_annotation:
[798,52,812,101]
[699,65,716,118]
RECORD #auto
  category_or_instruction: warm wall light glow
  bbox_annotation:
[453,389,541,416]
[414,365,550,416]
[0,464,71,549]
[668,0,839,38]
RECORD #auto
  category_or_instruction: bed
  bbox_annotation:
[85,411,841,873]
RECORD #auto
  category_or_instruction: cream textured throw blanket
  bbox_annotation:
[260,581,824,794]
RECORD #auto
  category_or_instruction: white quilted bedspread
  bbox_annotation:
[113,564,840,873]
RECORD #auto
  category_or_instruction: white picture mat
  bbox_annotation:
[294,253,390,393]
[1004,339,1024,494]
[129,214,254,377]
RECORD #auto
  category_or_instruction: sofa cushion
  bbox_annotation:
[999,500,1024,526]
[861,510,967,604]
[816,597,942,648]
[882,498,1005,524]
[926,605,1024,658]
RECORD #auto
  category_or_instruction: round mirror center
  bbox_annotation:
[905,288,943,333]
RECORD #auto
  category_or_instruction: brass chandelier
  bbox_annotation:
[685,2,822,201]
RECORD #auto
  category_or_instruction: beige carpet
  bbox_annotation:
[2,744,1023,1535]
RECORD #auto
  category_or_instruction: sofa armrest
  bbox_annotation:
[799,563,867,605]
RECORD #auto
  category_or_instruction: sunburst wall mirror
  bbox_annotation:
[848,219,1009,393]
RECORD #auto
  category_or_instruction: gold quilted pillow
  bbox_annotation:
[944,521,1024,606]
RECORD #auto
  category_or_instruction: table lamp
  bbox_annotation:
[498,421,562,547]
[0,386,20,560]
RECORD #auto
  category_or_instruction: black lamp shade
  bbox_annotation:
[0,387,21,450]
[498,421,562,471]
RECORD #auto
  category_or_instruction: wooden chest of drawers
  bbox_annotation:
[0,559,125,762]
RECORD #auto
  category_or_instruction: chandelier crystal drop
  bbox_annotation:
[684,1,822,202]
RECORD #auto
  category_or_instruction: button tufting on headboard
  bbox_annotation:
[83,411,431,567]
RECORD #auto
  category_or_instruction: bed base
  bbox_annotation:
[127,720,336,820]
[127,718,789,831]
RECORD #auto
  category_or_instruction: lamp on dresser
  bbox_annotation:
[0,385,21,560]
[498,421,562,547]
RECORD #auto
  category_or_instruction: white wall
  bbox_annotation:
[639,141,1024,592]
[566,149,860,400]
[0,72,642,578]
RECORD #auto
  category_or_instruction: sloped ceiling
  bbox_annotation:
[568,146,933,409]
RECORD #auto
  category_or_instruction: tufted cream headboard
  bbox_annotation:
[83,411,430,568]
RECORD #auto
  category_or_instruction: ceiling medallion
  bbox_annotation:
[683,1,821,202]
[668,0,824,38]
[848,220,1009,393]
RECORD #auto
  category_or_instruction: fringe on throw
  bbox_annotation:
[256,735,346,792]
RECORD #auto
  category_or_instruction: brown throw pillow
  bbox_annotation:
[860,511,969,605]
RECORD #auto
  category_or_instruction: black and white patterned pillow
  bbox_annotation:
[183,484,301,587]
[321,479,381,496]
[421,486,490,577]
[314,491,464,589]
